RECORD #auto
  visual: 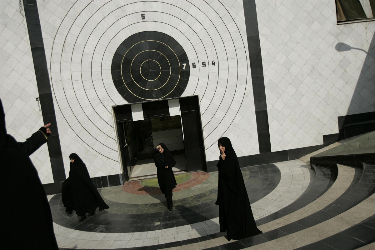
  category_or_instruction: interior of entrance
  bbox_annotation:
[114,96,207,182]
[123,115,187,180]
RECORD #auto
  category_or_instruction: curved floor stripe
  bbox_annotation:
[251,160,311,219]
[259,164,355,232]
[52,160,310,249]
[244,193,375,249]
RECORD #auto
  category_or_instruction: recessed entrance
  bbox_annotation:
[113,96,207,182]
[118,116,187,180]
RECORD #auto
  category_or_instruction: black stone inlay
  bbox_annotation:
[205,241,246,250]
[113,104,133,121]
[243,0,271,153]
[257,165,335,226]
[43,181,63,196]
[112,31,190,103]
[311,153,375,168]
[299,233,363,250]
[180,96,207,172]
[23,0,65,182]
[142,100,169,118]
[100,176,109,188]
[323,133,342,145]
[295,242,333,250]
[92,177,102,188]
[108,174,121,187]
[338,112,375,130]
[344,223,375,243]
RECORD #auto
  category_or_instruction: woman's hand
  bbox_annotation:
[39,123,52,138]
[220,152,226,160]
[44,123,52,135]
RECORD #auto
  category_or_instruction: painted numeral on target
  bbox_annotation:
[192,63,196,68]
[141,14,145,20]
[202,62,206,67]
[182,63,187,70]
[212,61,215,66]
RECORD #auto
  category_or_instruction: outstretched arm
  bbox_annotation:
[18,123,51,156]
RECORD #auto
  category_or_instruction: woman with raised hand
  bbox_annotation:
[216,137,262,240]
[151,143,177,211]
[0,99,58,249]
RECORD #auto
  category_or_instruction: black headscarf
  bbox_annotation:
[151,143,177,194]
[0,99,58,249]
[157,143,176,167]
[69,153,84,165]
[69,153,91,181]
[218,137,237,163]
[217,137,240,193]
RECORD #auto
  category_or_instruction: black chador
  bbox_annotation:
[151,143,177,211]
[216,137,262,240]
[62,153,109,221]
[0,99,58,249]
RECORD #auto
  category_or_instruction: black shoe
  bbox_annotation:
[88,212,95,216]
[79,215,86,222]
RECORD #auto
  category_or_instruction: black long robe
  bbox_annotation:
[0,99,58,249]
[62,153,109,216]
[151,143,177,195]
[216,137,262,240]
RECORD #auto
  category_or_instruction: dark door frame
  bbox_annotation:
[113,96,207,181]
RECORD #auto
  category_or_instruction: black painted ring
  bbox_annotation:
[112,31,190,103]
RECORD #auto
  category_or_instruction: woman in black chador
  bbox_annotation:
[216,137,262,240]
[151,143,177,211]
[62,153,109,221]
[0,99,58,249]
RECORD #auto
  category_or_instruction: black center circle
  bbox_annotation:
[139,59,162,82]
[112,31,190,103]
[130,50,170,89]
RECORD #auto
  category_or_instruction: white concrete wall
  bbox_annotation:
[1,0,374,184]
[0,0,54,183]
[256,0,375,152]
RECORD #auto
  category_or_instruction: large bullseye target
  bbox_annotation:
[112,31,190,103]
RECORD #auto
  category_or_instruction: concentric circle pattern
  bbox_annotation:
[46,0,257,178]
[112,31,190,103]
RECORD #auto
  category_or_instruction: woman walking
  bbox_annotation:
[62,153,109,221]
[151,143,177,211]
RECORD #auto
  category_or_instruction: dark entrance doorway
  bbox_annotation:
[116,119,154,180]
[117,116,186,180]
[113,96,207,182]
